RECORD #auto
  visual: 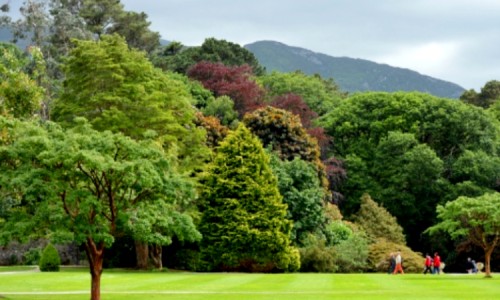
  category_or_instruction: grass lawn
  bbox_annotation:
[0,268,498,300]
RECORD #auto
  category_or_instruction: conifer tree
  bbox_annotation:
[354,193,406,244]
[198,124,300,272]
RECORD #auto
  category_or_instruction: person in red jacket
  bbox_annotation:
[433,252,441,274]
[423,253,432,274]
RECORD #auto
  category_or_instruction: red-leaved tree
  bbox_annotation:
[187,62,265,117]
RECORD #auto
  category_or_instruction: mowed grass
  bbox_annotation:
[0,268,499,300]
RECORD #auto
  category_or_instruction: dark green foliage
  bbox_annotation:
[39,244,61,272]
[246,41,464,98]
[354,194,406,245]
[23,247,42,265]
[319,92,500,249]
[156,38,264,75]
[460,80,500,108]
[270,155,326,245]
[198,124,300,272]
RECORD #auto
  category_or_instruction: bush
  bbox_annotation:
[334,233,369,273]
[299,236,337,273]
[23,248,42,265]
[368,238,423,273]
[39,244,61,272]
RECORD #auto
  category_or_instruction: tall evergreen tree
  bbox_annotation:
[198,124,300,272]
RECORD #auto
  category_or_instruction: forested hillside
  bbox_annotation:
[1,1,500,299]
[245,40,465,98]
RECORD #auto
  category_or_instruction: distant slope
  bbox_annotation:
[245,40,464,98]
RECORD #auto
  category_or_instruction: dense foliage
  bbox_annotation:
[198,124,300,272]
[39,244,61,272]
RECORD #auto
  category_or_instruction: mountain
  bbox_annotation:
[245,40,465,99]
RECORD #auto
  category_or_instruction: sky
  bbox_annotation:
[119,0,500,91]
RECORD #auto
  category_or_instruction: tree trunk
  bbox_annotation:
[484,247,493,277]
[85,238,104,300]
[135,240,149,269]
[150,244,163,270]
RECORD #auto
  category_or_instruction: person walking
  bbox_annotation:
[393,251,404,274]
[433,252,441,274]
[388,252,396,274]
[423,253,432,274]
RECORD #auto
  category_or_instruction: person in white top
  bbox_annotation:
[393,251,404,274]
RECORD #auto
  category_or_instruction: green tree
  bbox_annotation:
[258,71,346,116]
[270,155,326,245]
[427,193,500,277]
[460,80,500,108]
[52,34,207,169]
[319,92,500,249]
[0,117,199,300]
[0,43,44,118]
[354,193,406,245]
[201,95,239,127]
[154,37,264,75]
[198,124,300,272]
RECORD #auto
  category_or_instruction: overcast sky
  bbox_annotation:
[119,0,499,91]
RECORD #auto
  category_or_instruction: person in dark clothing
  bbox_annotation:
[423,253,432,274]
[388,252,396,274]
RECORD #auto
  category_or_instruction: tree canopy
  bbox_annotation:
[427,193,500,277]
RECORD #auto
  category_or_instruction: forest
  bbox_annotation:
[1,2,500,299]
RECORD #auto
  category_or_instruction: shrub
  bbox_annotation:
[334,233,369,273]
[23,248,42,265]
[368,238,423,273]
[299,235,337,272]
[39,244,61,272]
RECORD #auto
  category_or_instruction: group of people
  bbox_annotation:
[388,251,442,275]
[423,252,442,274]
[466,257,478,274]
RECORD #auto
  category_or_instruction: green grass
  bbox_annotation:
[0,268,498,300]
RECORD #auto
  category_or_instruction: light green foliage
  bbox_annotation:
[198,124,300,272]
[0,43,44,118]
[427,192,500,276]
[354,194,406,245]
[258,71,345,116]
[39,244,60,272]
[323,220,352,246]
[0,116,198,251]
[334,232,369,273]
[52,34,207,169]
[269,154,326,245]
[201,95,239,127]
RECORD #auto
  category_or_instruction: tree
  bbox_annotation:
[270,93,317,128]
[201,95,239,127]
[187,61,265,117]
[153,37,264,75]
[259,71,346,116]
[354,193,406,244]
[427,193,500,277]
[198,124,300,272]
[319,92,500,249]
[52,34,207,269]
[52,34,207,169]
[0,117,199,299]
[460,80,500,108]
[0,43,44,119]
[270,155,326,245]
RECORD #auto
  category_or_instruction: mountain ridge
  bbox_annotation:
[245,40,465,98]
